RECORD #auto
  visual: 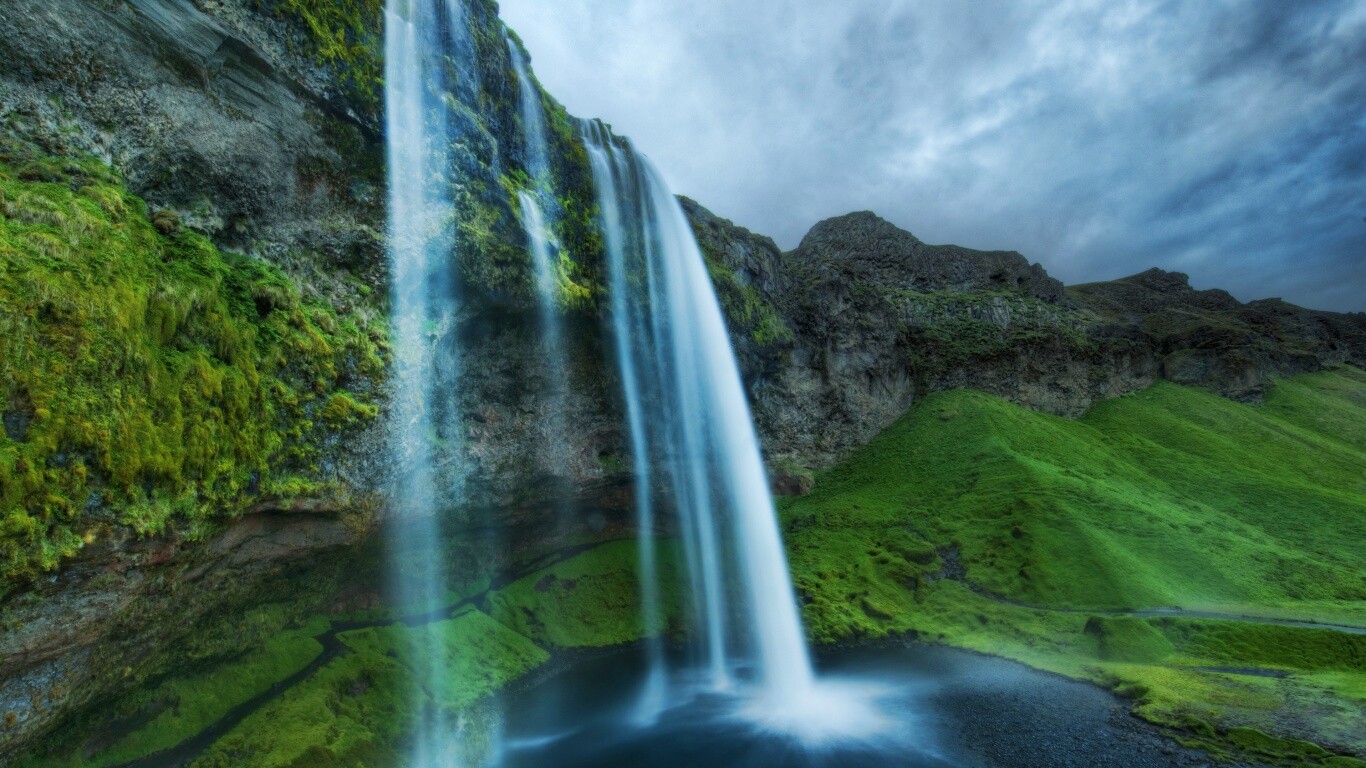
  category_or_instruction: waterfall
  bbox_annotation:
[579,120,818,715]
[384,0,475,764]
[508,35,571,489]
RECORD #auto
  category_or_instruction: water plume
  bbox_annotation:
[580,119,820,724]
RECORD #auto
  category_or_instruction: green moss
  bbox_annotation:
[319,391,379,429]
[187,610,546,768]
[256,0,384,115]
[339,610,550,708]
[890,289,1095,368]
[699,246,793,345]
[79,623,324,767]
[487,539,682,648]
[0,142,385,592]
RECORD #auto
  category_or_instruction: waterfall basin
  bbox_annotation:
[498,643,1227,768]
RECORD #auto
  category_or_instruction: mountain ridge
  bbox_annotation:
[684,197,1365,481]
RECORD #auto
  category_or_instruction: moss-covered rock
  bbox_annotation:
[0,140,385,592]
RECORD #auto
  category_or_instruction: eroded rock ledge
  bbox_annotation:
[686,200,1366,470]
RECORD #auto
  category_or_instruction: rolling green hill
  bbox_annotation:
[784,366,1366,764]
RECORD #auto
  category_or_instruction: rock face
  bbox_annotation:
[0,0,386,276]
[0,0,1363,759]
[687,204,1366,469]
[1071,269,1366,400]
[790,211,1066,302]
[0,501,375,753]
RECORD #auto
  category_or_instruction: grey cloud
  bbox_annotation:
[499,0,1366,311]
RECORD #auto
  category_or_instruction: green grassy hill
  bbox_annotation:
[21,371,1365,767]
[784,366,1366,764]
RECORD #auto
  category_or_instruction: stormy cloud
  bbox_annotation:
[500,0,1366,311]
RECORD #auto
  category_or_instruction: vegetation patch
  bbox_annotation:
[0,141,386,593]
[781,367,1366,763]
[256,0,385,115]
[891,289,1095,368]
[700,247,794,346]
[487,539,682,648]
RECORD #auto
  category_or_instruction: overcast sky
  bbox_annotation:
[499,0,1365,312]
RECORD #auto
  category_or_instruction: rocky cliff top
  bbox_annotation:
[683,199,1366,473]
[1073,268,1243,314]
[791,211,1066,302]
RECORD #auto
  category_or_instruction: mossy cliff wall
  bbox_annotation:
[0,0,623,755]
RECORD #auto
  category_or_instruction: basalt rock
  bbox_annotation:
[789,211,1065,302]
[685,205,1364,471]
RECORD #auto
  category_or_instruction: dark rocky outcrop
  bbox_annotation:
[0,0,386,274]
[688,205,1365,469]
[789,211,1065,302]
[1071,269,1366,400]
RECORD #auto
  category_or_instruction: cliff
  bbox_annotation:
[0,0,1362,760]
[686,201,1365,481]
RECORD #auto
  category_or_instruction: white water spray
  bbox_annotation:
[384,0,476,764]
[508,36,572,485]
[580,121,821,720]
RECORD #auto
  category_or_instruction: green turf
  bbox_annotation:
[486,538,683,648]
[782,366,1366,764]
[785,366,1366,620]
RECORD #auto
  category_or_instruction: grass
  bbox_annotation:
[486,538,683,648]
[16,620,327,768]
[782,366,1366,764]
[0,140,385,593]
[16,369,1365,766]
[785,367,1366,618]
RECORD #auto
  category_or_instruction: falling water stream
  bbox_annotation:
[508,36,571,478]
[578,122,872,736]
[386,0,876,760]
[384,0,475,764]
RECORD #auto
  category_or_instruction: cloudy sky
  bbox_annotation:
[499,0,1366,312]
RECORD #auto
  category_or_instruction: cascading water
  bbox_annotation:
[384,0,477,764]
[508,37,571,474]
[508,36,559,307]
[580,120,829,725]
[386,0,882,752]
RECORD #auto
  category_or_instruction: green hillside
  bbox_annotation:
[20,371,1365,767]
[783,366,1366,764]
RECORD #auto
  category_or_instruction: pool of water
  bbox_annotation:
[498,643,1220,768]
